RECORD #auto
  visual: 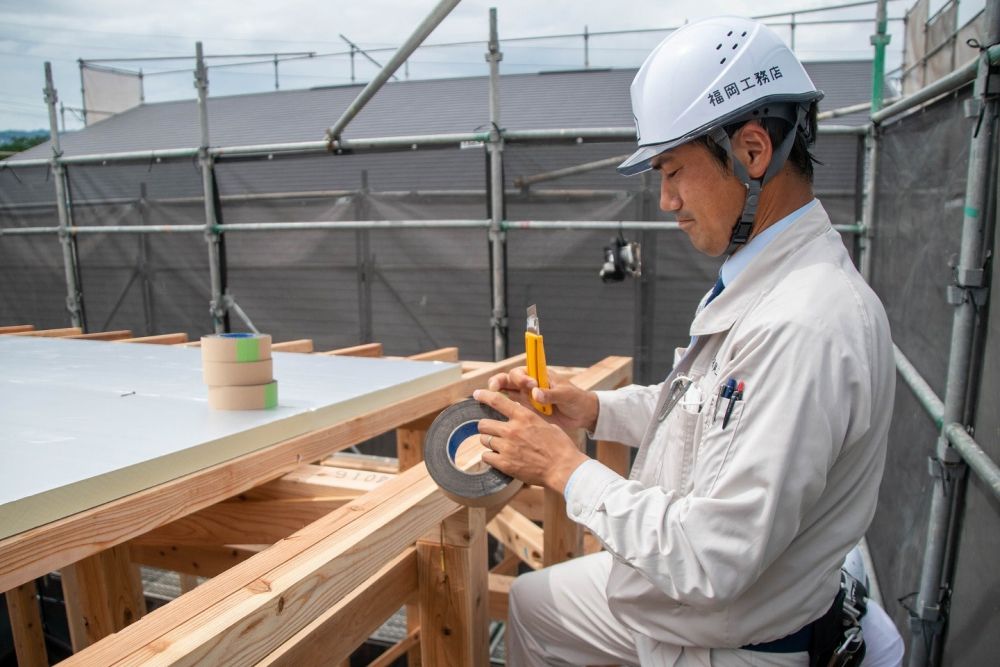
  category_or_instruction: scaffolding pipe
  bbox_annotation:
[0,220,865,236]
[44,62,84,330]
[326,0,461,144]
[943,423,1000,501]
[909,2,1000,662]
[195,42,226,334]
[873,45,1000,124]
[514,154,630,188]
[858,124,879,282]
[893,344,945,429]
[1,124,862,173]
[871,0,890,111]
[487,8,508,361]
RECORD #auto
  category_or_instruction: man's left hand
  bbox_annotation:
[473,388,590,494]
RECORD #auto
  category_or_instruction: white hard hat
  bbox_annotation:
[618,16,823,176]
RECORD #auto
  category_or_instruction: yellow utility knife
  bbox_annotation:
[525,304,552,415]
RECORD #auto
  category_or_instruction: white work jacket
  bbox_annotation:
[566,202,895,651]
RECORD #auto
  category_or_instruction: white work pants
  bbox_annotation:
[506,552,808,667]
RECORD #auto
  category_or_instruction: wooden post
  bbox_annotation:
[417,507,489,666]
[596,440,631,477]
[60,544,146,651]
[5,580,48,667]
[543,429,585,566]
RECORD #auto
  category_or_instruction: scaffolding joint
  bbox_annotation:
[869,33,891,47]
[973,59,1000,100]
[946,284,988,306]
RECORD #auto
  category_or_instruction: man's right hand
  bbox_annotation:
[487,366,599,433]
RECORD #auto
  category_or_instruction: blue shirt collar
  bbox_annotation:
[719,198,817,288]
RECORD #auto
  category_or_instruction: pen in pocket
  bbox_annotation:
[722,380,744,429]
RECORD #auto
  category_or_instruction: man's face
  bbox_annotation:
[652,141,747,257]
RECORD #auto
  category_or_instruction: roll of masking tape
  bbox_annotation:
[201,333,272,363]
[203,359,273,387]
[424,398,522,507]
[208,381,278,410]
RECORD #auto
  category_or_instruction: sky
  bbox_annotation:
[0,0,981,133]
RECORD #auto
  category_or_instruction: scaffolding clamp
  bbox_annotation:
[946,284,988,307]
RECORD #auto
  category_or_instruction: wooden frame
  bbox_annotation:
[1,330,632,666]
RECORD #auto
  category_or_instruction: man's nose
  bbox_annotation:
[659,179,681,212]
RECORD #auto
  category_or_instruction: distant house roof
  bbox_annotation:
[11,61,872,161]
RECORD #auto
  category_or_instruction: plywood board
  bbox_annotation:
[0,336,460,540]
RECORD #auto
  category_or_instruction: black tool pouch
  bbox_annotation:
[809,588,867,667]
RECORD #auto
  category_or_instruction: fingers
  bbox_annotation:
[486,367,535,393]
[473,388,522,418]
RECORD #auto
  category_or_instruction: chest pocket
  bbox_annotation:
[693,387,748,496]
[646,373,711,494]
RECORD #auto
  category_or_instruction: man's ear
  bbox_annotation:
[732,121,773,180]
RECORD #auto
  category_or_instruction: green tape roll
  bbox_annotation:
[235,337,261,362]
[201,333,272,363]
[264,381,278,409]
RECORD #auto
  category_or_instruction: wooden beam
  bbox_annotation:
[61,463,464,666]
[243,462,393,502]
[369,629,420,667]
[543,430,585,567]
[65,330,133,341]
[5,579,48,667]
[488,573,513,621]
[271,339,314,353]
[115,332,189,345]
[584,531,603,555]
[539,355,633,567]
[282,464,395,493]
[487,506,543,570]
[417,507,488,667]
[129,544,260,579]
[137,496,349,546]
[257,549,417,667]
[489,552,520,577]
[508,485,544,521]
[0,353,527,592]
[10,327,82,337]
[597,440,631,477]
[322,452,400,474]
[322,342,383,357]
[179,574,199,594]
[568,355,632,391]
[60,544,146,651]
[407,347,459,362]
[0,324,34,334]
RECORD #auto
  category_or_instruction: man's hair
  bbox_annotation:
[695,103,820,183]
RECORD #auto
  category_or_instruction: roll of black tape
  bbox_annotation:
[425,398,523,507]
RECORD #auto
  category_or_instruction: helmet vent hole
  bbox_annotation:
[732,43,738,49]
[716,43,722,50]
[720,57,726,64]
[727,30,733,36]
[741,31,747,37]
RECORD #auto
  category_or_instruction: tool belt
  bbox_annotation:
[743,572,867,666]
[809,571,868,667]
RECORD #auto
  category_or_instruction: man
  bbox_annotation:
[473,16,895,667]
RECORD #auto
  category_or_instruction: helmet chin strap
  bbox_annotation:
[709,104,807,256]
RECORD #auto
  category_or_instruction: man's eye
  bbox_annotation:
[667,168,681,178]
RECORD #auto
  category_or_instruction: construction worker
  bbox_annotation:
[474,16,895,666]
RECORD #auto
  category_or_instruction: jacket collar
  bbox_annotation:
[690,200,833,337]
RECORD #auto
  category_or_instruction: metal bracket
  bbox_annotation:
[973,60,1000,100]
[490,314,508,330]
[928,453,963,480]
[946,284,989,306]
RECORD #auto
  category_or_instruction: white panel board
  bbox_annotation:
[0,336,460,539]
